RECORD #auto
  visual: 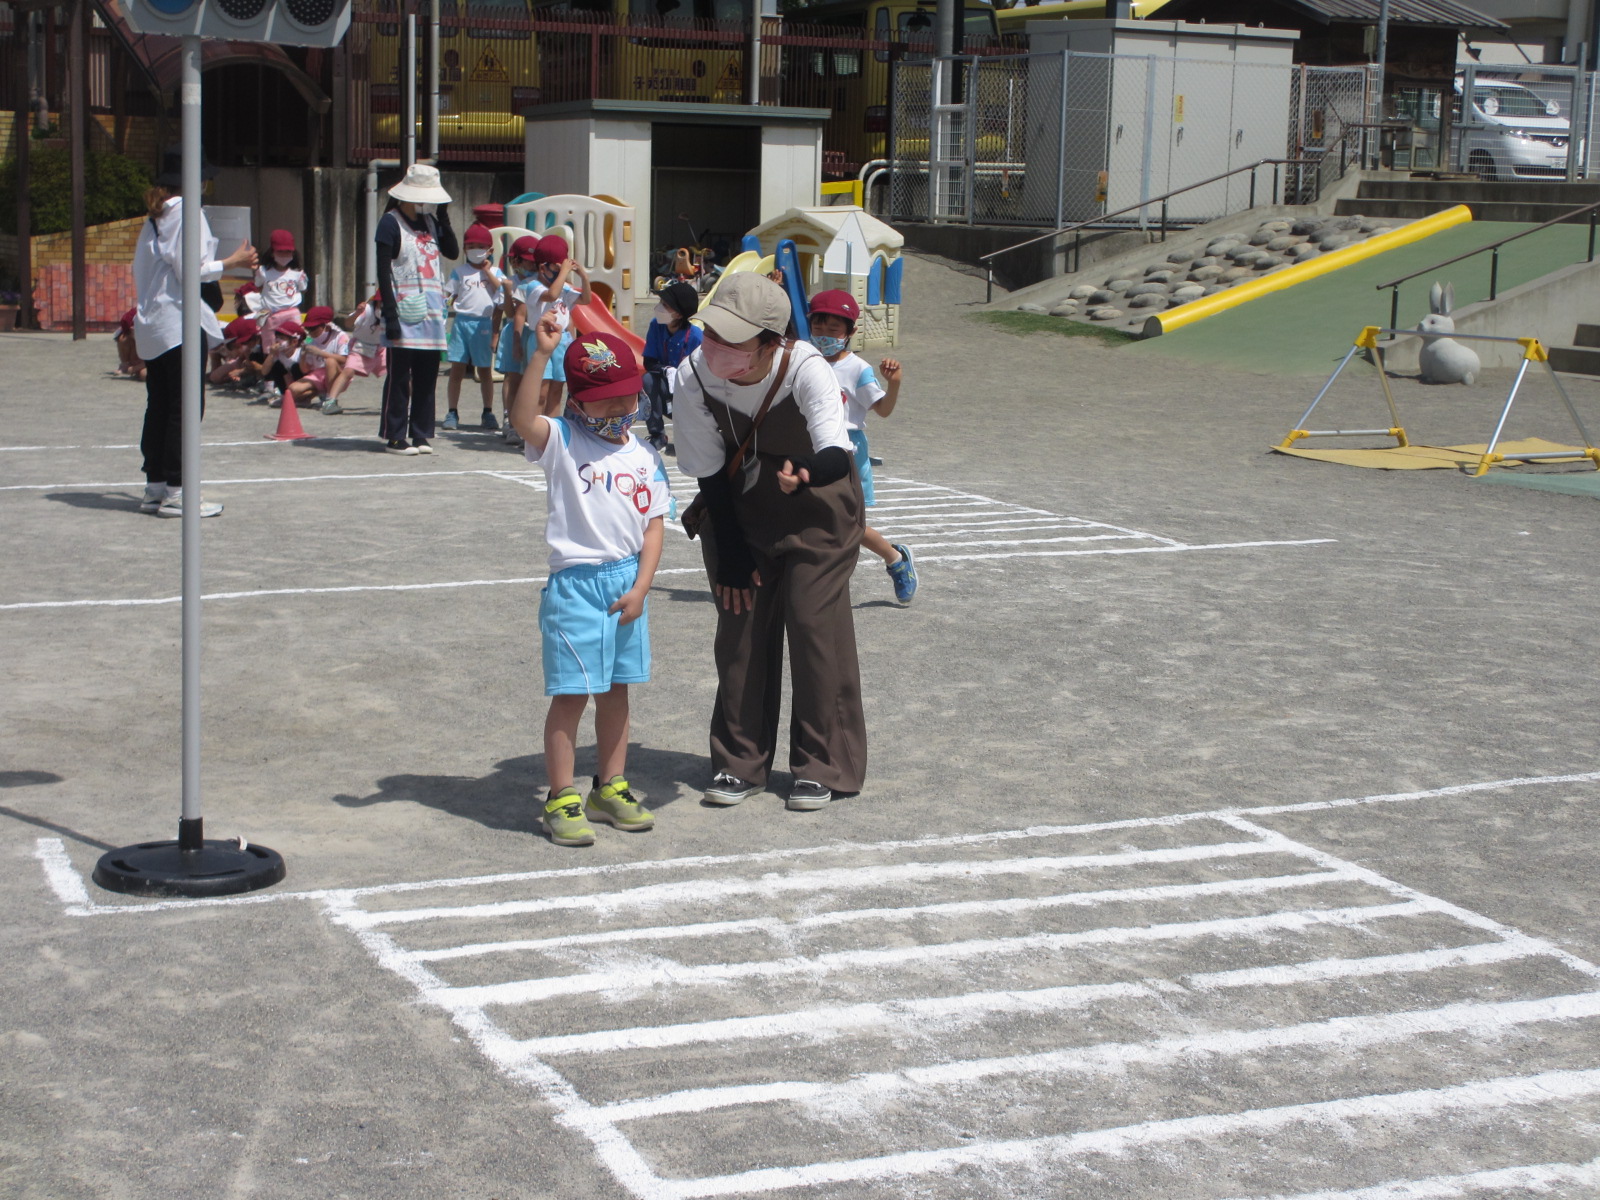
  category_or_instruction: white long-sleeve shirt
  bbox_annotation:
[133,196,225,360]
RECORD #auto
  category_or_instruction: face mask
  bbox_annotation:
[466,249,489,265]
[569,405,637,440]
[812,334,849,356]
[652,304,671,323]
[417,203,436,216]
[274,254,292,268]
[702,337,757,381]
[513,262,535,279]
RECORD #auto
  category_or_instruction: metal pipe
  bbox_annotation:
[180,35,204,848]
[1481,357,1533,465]
[857,158,888,183]
[68,0,86,340]
[402,14,416,167]
[426,0,440,160]
[1389,286,1398,330]
[864,166,889,213]
[1489,247,1499,300]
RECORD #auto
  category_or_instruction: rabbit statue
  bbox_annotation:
[1417,281,1480,385]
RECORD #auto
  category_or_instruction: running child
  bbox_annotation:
[509,315,669,848]
[286,306,353,414]
[639,280,701,451]
[443,222,504,430]
[807,289,917,604]
[255,229,309,356]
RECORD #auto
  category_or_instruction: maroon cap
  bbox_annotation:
[304,305,335,328]
[533,234,569,266]
[509,235,539,262]
[268,229,296,253]
[276,320,306,339]
[564,334,643,403]
[224,317,258,343]
[464,223,494,248]
[808,289,860,324]
[119,307,136,333]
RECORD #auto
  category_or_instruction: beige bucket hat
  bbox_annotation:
[388,163,452,205]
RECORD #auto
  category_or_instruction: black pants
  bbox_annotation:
[140,344,207,488]
[380,346,440,444]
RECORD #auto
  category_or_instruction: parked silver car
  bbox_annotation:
[1454,77,1570,180]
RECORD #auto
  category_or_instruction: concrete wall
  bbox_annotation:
[1378,257,1600,370]
[760,126,822,227]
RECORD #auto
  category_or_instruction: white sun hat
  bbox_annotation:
[388,163,452,205]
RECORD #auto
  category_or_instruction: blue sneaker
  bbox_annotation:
[442,410,459,430]
[887,544,917,604]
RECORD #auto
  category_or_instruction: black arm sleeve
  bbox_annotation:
[698,470,760,588]
[781,445,852,489]
[375,213,401,336]
[433,210,459,261]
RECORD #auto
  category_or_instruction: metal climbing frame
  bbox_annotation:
[1280,326,1600,477]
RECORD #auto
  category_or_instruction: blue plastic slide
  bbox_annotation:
[774,239,810,342]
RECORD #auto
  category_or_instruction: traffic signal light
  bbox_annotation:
[123,0,353,48]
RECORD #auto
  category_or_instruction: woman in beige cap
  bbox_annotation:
[672,272,867,812]
[376,164,458,455]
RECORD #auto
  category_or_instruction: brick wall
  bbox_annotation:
[33,262,134,331]
[31,214,146,268]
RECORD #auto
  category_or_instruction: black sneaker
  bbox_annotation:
[386,439,419,456]
[703,772,762,807]
[481,409,500,431]
[786,780,834,811]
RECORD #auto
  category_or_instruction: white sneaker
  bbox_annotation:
[156,491,222,518]
[139,484,169,513]
[385,440,420,456]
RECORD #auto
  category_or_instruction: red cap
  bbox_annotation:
[808,289,860,324]
[564,334,643,403]
[304,305,335,328]
[277,320,306,339]
[224,317,258,344]
[509,235,539,262]
[533,234,569,266]
[268,229,296,253]
[464,223,494,248]
[119,307,136,333]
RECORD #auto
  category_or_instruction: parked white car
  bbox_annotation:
[1454,77,1570,180]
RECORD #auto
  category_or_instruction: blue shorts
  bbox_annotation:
[494,323,531,376]
[540,556,650,695]
[543,330,572,382]
[849,428,875,507]
[447,313,495,367]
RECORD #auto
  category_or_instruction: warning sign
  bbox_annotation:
[713,57,742,99]
[472,50,508,84]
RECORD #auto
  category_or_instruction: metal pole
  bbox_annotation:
[179,35,204,850]
[426,0,440,160]
[1374,0,1390,122]
[402,14,417,167]
[1590,207,1596,262]
[1389,286,1398,330]
[746,0,764,105]
[1056,50,1069,230]
[68,0,87,341]
[16,14,34,329]
[1489,247,1498,300]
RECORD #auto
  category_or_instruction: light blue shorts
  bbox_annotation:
[543,330,572,382]
[849,428,875,507]
[494,323,531,375]
[447,313,495,367]
[540,556,650,696]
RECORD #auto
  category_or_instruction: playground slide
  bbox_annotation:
[570,296,646,356]
[774,239,810,342]
[697,250,762,310]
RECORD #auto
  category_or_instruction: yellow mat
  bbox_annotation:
[1274,437,1589,470]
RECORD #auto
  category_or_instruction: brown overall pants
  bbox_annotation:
[700,393,867,793]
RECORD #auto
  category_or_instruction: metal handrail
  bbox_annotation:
[1376,199,1600,329]
[975,136,1357,302]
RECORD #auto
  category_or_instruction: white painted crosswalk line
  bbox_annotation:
[321,812,1600,1198]
[1220,1155,1600,1199]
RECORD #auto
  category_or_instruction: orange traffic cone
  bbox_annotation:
[265,391,314,441]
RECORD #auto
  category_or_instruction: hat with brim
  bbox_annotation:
[565,333,644,403]
[698,272,791,344]
[659,281,700,322]
[388,163,452,205]
[155,144,217,189]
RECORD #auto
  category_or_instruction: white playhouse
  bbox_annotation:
[745,205,905,349]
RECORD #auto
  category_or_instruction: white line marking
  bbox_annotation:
[0,468,544,492]
[423,902,1432,1010]
[890,534,1147,550]
[341,839,1286,929]
[515,941,1546,1060]
[601,990,1600,1123]
[0,435,377,452]
[1220,1155,1600,1199]
[404,869,1351,962]
[38,770,1600,915]
[33,838,90,906]
[668,1069,1600,1198]
[917,539,1336,564]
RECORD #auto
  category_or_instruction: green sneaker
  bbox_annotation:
[543,787,595,846]
[585,775,655,832]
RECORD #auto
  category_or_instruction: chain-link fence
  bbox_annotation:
[890,50,1367,228]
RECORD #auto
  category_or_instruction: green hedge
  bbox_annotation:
[0,147,152,236]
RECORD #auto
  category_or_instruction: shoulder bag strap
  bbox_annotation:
[721,342,792,481]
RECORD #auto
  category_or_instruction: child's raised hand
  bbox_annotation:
[533,313,562,355]
[777,459,809,494]
[879,357,902,383]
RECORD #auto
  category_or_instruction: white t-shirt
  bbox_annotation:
[672,340,851,480]
[830,352,887,431]
[525,416,671,572]
[523,279,581,333]
[351,302,383,349]
[305,326,351,363]
[446,263,504,320]
[256,265,309,313]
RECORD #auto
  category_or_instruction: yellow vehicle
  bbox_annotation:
[779,0,1002,173]
[367,0,749,153]
[992,0,1170,36]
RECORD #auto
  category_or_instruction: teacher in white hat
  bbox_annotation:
[376,163,459,455]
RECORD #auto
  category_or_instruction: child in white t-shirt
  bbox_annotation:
[496,235,589,446]
[256,229,310,354]
[509,315,669,847]
[807,290,916,604]
[443,222,504,430]
[346,294,388,381]
[286,306,354,414]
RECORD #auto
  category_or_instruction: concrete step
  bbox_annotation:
[1334,196,1600,224]
[1547,344,1600,375]
[1572,323,1600,347]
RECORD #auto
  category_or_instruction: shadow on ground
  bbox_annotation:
[331,744,708,834]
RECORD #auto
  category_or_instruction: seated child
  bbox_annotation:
[807,289,917,604]
[508,315,670,847]
[639,280,702,452]
[208,317,264,388]
[346,294,388,382]
[287,305,354,415]
[264,319,306,407]
[114,308,145,381]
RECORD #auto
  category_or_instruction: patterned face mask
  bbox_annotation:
[569,404,638,441]
[812,334,849,356]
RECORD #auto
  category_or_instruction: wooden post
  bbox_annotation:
[68,0,88,340]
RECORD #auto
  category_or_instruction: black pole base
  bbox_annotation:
[93,838,286,898]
